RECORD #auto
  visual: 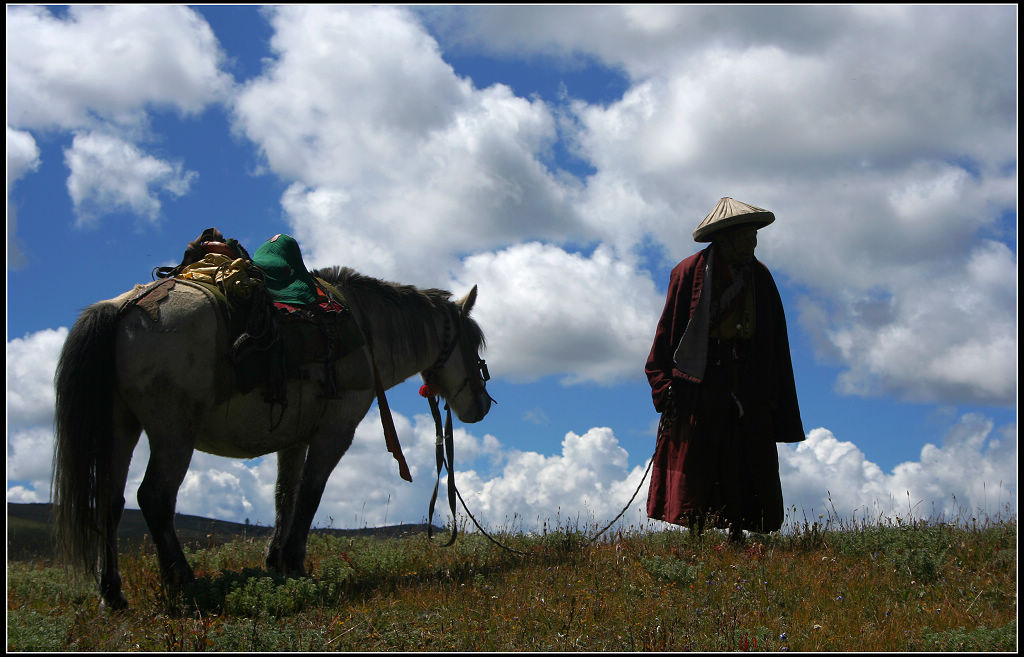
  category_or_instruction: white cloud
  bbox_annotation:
[235,5,587,287]
[454,426,653,532]
[6,126,41,268]
[6,4,228,234]
[175,454,277,525]
[6,5,231,133]
[64,132,198,226]
[6,327,67,429]
[6,427,58,498]
[6,126,41,189]
[453,242,663,384]
[779,415,1018,526]
[803,239,1018,405]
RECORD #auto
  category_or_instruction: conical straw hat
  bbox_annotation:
[692,197,775,242]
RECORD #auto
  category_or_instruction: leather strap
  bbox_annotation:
[427,395,457,546]
[372,356,412,482]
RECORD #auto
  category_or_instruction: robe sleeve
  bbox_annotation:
[763,269,806,443]
[645,261,692,413]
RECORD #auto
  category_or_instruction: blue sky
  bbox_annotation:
[7,5,1017,532]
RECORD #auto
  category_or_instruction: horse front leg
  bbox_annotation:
[278,426,358,576]
[265,444,307,573]
[137,438,195,600]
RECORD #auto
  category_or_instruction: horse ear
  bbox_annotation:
[458,285,478,317]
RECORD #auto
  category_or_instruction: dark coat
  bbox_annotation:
[645,245,804,532]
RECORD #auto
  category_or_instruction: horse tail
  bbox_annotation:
[52,300,122,573]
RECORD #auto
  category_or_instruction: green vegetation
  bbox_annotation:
[7,512,1017,652]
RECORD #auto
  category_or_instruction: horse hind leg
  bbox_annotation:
[97,405,142,610]
[137,435,196,601]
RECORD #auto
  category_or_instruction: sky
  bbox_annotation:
[6,5,1018,535]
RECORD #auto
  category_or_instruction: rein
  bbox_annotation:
[425,394,458,547]
[421,300,649,555]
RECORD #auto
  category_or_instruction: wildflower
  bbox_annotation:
[779,632,787,641]
[836,595,843,601]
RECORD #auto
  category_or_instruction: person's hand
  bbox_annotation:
[664,383,679,418]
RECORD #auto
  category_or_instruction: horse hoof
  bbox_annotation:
[100,592,129,611]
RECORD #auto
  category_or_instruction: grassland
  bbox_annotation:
[6,510,1017,652]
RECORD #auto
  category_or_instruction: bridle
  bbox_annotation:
[422,305,495,408]
[422,304,495,546]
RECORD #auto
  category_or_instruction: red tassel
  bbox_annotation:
[419,384,436,398]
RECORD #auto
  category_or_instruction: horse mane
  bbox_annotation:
[313,266,485,369]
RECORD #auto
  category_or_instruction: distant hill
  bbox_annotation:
[7,503,444,562]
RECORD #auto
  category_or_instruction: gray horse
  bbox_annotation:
[52,265,492,609]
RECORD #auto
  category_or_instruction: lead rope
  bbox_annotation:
[422,393,655,556]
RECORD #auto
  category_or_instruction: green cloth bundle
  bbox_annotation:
[252,233,319,305]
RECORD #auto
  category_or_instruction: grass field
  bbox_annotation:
[6,510,1017,652]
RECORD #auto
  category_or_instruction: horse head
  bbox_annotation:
[422,285,493,423]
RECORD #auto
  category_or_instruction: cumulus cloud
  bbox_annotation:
[64,132,198,226]
[6,427,58,503]
[6,4,228,230]
[454,426,653,532]
[65,132,199,226]
[6,327,67,429]
[236,5,589,287]
[452,242,663,384]
[6,127,41,189]
[6,4,231,133]
[779,416,1018,526]
[797,238,1018,406]
[6,126,42,268]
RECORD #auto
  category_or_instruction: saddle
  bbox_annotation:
[149,228,365,406]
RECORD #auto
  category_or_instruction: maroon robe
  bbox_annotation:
[645,245,804,532]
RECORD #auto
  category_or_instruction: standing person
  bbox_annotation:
[645,197,805,543]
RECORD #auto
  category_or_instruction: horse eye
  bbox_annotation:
[478,360,490,382]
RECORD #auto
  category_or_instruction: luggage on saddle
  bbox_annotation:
[151,228,365,405]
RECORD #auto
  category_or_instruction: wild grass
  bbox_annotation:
[7,508,1016,652]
